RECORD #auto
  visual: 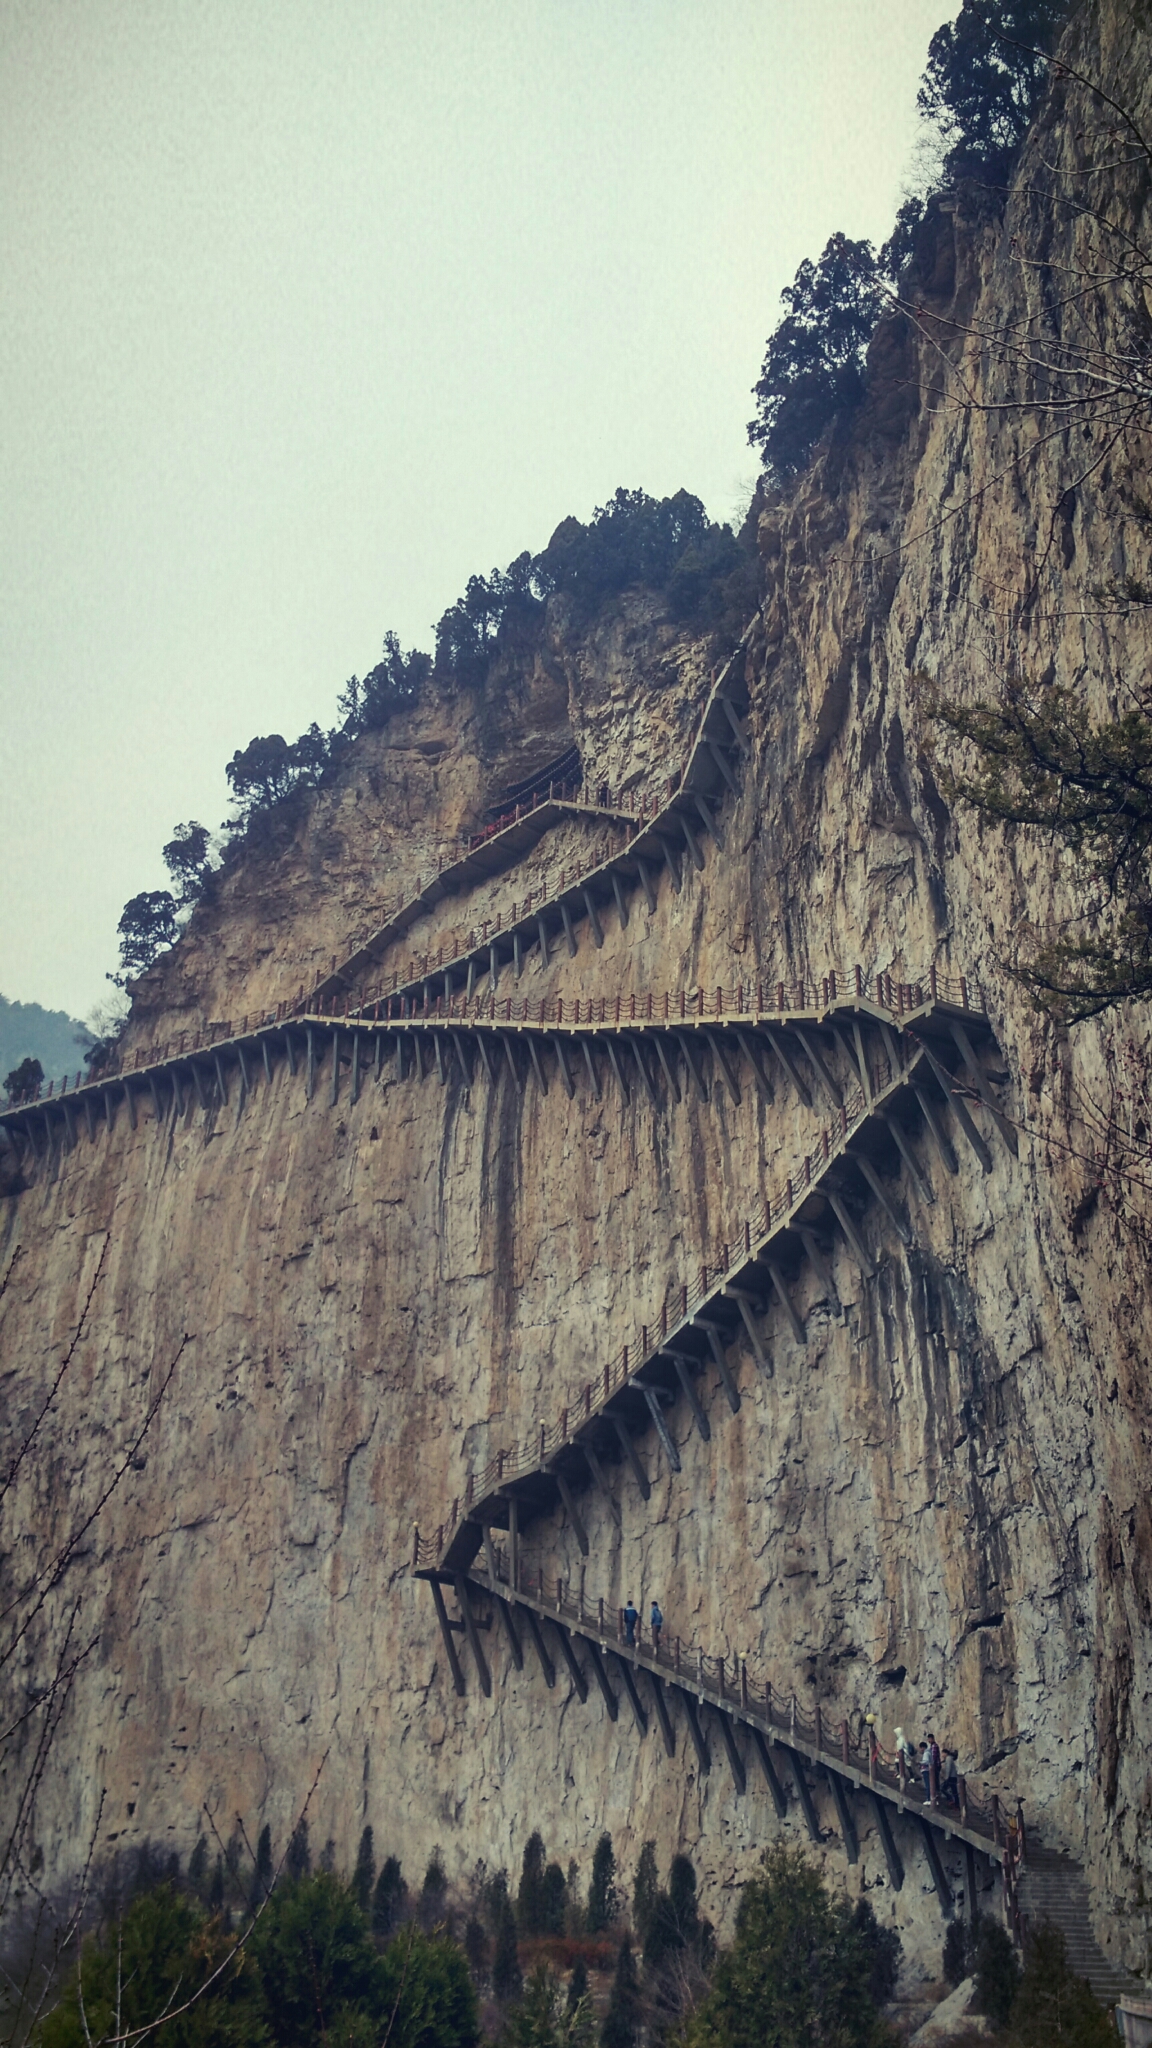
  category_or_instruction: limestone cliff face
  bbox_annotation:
[3,0,1151,1992]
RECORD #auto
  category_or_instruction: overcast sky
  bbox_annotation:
[1,0,944,1022]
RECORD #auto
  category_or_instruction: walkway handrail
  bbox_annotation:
[414,1542,1016,1852]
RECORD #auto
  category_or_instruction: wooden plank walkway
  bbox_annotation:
[413,1557,1032,1924]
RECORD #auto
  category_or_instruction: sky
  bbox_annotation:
[0,0,945,1022]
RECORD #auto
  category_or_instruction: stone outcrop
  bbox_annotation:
[2,0,1150,1998]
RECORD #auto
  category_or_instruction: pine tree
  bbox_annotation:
[586,1835,619,1935]
[564,1860,584,1937]
[517,1831,547,1935]
[632,1843,659,1947]
[372,1856,405,1941]
[541,1863,566,1938]
[187,1836,209,1900]
[352,1826,375,1916]
[600,1939,641,2048]
[565,1957,590,2016]
[1009,1923,1113,2045]
[421,1847,448,1927]
[492,1891,523,2002]
[285,1819,310,1884]
[248,1824,273,1914]
[208,1856,225,1915]
[464,1916,489,1988]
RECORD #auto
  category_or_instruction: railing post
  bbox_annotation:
[740,1660,748,1710]
[411,1525,420,1569]
[815,1704,823,1753]
[930,1753,939,1807]
[841,1718,850,1764]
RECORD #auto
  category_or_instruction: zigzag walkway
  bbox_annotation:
[295,609,760,1013]
[410,1551,1024,1928]
[400,987,1012,1575]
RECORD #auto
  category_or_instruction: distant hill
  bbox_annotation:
[0,994,93,1088]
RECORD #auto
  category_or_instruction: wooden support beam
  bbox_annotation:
[306,1028,316,1101]
[825,1191,876,1279]
[611,1653,648,1735]
[582,1441,622,1529]
[657,835,682,892]
[750,1728,788,1816]
[560,901,579,957]
[627,1038,658,1108]
[611,1415,651,1500]
[513,929,523,980]
[191,1063,209,1112]
[764,1027,812,1107]
[466,957,477,1002]
[551,1621,589,1702]
[675,1031,709,1102]
[724,1287,771,1378]
[674,1686,710,1772]
[495,1595,523,1670]
[520,1602,555,1687]
[635,857,658,913]
[583,1637,619,1720]
[499,1034,523,1096]
[883,1114,935,1205]
[735,1030,772,1104]
[481,1524,501,1586]
[552,1036,576,1099]
[965,1842,978,1923]
[444,973,453,1009]
[455,1574,492,1697]
[852,1021,874,1107]
[667,1352,711,1442]
[489,943,500,993]
[102,1088,116,1134]
[527,1036,549,1095]
[680,813,705,871]
[950,1022,1018,1156]
[350,1030,361,1104]
[146,1078,161,1127]
[452,1032,470,1087]
[705,1031,741,1105]
[707,737,741,793]
[651,1032,681,1103]
[797,1228,841,1313]
[61,1098,76,1149]
[919,1816,954,1916]
[236,1043,253,1100]
[330,1033,341,1106]
[536,915,550,965]
[284,1032,298,1078]
[696,1323,741,1413]
[582,888,605,948]
[580,1039,602,1101]
[719,695,750,754]
[712,1707,746,1793]
[261,1039,274,1086]
[794,1028,842,1111]
[429,1578,467,1696]
[870,1790,905,1890]
[212,1056,228,1109]
[765,1258,806,1343]
[920,1042,993,1173]
[827,1770,859,1862]
[508,1496,519,1593]
[914,1085,959,1176]
[694,792,725,851]
[476,1033,497,1083]
[782,1747,821,1842]
[434,1034,447,1085]
[605,1038,630,1104]
[834,1023,871,1105]
[640,1385,681,1473]
[553,1469,590,1556]
[647,1671,676,1757]
[852,1155,912,1246]
[611,872,629,929]
[83,1094,97,1141]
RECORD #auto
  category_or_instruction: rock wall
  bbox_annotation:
[3,0,1151,1993]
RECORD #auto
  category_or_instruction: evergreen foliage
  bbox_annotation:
[849,1897,902,2007]
[351,1827,374,1917]
[1006,1922,1113,2045]
[540,1862,567,1937]
[599,1938,641,2048]
[162,821,216,906]
[748,234,883,482]
[586,1835,620,1935]
[0,994,92,1090]
[372,1855,406,1941]
[188,1834,210,1900]
[285,1820,310,1885]
[249,1825,273,1915]
[927,676,1152,1018]
[37,1883,260,2048]
[248,1871,380,2047]
[973,1914,1022,2024]
[110,889,181,987]
[501,1965,593,2048]
[680,1843,897,2048]
[420,1847,448,1926]
[919,0,1068,185]
[463,1915,490,1988]
[517,1832,548,1935]
[631,1843,659,1947]
[3,1055,44,1105]
[491,1883,523,2004]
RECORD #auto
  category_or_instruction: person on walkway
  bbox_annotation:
[650,1600,663,1655]
[918,1741,931,1800]
[893,1726,916,1785]
[924,1733,941,1804]
[941,1747,959,1806]
[623,1599,639,1646]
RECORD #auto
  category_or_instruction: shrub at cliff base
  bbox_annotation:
[36,1873,479,2048]
[1003,1923,1114,2047]
[679,1843,899,2048]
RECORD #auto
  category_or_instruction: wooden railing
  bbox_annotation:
[412,1540,1026,1856]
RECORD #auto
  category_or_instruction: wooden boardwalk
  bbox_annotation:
[412,1553,1026,1928]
